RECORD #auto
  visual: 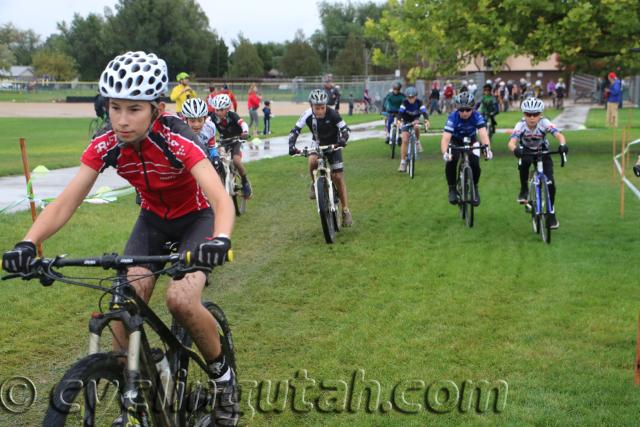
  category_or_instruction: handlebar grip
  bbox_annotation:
[561,152,567,167]
[227,250,234,263]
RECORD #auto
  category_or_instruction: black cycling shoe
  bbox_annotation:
[517,190,528,204]
[448,187,459,205]
[472,187,480,207]
[549,213,560,229]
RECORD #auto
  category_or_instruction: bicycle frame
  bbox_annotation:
[308,145,341,215]
[5,254,217,426]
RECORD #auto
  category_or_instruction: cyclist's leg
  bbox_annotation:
[166,209,222,362]
[518,158,532,201]
[445,150,460,203]
[112,210,168,352]
[542,156,556,207]
[469,152,481,185]
[400,129,409,160]
[329,151,348,209]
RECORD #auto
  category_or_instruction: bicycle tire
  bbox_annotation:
[408,139,415,179]
[44,353,126,426]
[390,125,397,159]
[233,174,247,216]
[528,180,539,234]
[332,182,341,232]
[316,176,336,244]
[463,166,475,228]
[540,177,551,244]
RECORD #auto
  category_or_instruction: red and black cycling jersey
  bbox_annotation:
[208,111,249,139]
[81,113,210,220]
[290,107,349,146]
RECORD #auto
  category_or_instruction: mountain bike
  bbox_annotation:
[384,113,401,159]
[448,137,488,228]
[219,137,248,216]
[296,144,342,244]
[523,147,567,244]
[2,248,237,426]
[401,124,422,179]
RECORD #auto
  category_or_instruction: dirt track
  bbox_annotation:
[0,101,309,118]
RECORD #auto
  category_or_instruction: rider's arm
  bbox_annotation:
[507,137,519,152]
[477,127,491,147]
[440,131,452,155]
[190,159,234,237]
[554,131,566,146]
[23,164,99,244]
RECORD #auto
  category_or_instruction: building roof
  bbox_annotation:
[0,66,35,78]
[461,54,560,72]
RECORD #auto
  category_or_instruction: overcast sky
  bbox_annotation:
[1,0,386,47]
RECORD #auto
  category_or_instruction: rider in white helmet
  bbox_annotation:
[508,97,568,228]
[208,93,253,198]
[183,97,225,180]
[2,51,240,426]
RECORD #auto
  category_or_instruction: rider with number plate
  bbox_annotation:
[2,51,240,426]
[439,91,493,206]
[288,89,353,226]
[508,97,567,229]
[397,86,430,172]
[208,94,253,198]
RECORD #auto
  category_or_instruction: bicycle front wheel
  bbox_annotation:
[316,176,336,244]
[540,177,551,244]
[390,125,397,159]
[462,166,475,228]
[44,353,125,426]
[408,141,416,179]
[232,174,247,216]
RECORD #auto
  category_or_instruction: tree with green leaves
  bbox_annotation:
[367,0,640,78]
[57,14,111,81]
[310,1,385,71]
[280,30,323,77]
[31,50,77,81]
[0,44,16,71]
[0,24,40,65]
[208,34,229,78]
[255,42,285,74]
[228,35,264,78]
[333,32,365,76]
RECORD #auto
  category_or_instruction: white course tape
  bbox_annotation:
[614,138,640,200]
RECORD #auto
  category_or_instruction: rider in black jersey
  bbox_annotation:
[288,89,352,226]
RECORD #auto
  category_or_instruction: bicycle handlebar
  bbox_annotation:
[521,148,567,167]
[293,145,344,157]
[218,136,247,145]
[1,250,232,286]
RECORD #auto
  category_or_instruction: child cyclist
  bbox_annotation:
[208,94,253,198]
[507,97,568,229]
[397,86,429,172]
[182,97,225,181]
[2,51,239,425]
[288,89,352,226]
[439,91,493,206]
[478,83,499,137]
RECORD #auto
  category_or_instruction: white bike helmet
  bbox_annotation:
[182,98,208,118]
[210,94,232,110]
[521,97,545,113]
[454,91,475,108]
[308,89,328,105]
[99,51,168,100]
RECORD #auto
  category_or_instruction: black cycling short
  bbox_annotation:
[124,208,214,275]
[312,145,344,173]
[222,140,242,158]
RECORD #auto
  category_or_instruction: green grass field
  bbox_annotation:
[585,107,640,129]
[2,126,640,426]
[0,113,380,177]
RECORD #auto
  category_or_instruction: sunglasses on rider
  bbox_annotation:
[458,108,473,113]
[524,112,541,117]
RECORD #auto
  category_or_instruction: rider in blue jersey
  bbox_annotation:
[440,92,493,205]
[397,86,429,172]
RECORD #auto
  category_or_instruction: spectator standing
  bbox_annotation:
[606,72,622,127]
[262,100,272,135]
[169,72,197,115]
[348,93,354,116]
[247,83,261,136]
[323,75,341,111]
[429,81,442,115]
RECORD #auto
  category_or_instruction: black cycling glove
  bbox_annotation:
[514,146,523,158]
[2,241,36,274]
[633,164,640,177]
[559,144,569,154]
[195,237,231,268]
